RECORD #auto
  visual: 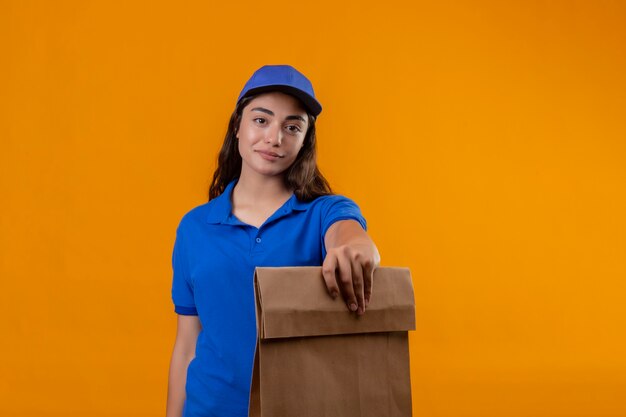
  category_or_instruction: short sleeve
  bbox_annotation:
[171,227,198,316]
[320,195,368,258]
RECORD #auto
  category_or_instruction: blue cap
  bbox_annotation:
[236,65,322,116]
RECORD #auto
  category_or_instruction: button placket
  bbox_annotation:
[251,227,264,256]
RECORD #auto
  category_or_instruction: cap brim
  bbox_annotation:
[241,85,322,117]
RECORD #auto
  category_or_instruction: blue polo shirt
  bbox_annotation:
[171,179,367,417]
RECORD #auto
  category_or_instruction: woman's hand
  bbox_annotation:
[322,220,381,315]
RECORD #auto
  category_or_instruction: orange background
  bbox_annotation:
[1,1,625,416]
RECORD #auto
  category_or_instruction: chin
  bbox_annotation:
[242,157,293,178]
[251,166,287,177]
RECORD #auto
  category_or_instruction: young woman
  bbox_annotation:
[166,65,380,417]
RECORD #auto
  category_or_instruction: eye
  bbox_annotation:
[253,117,267,125]
[285,125,302,134]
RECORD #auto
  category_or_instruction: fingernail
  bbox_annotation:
[365,298,369,308]
[357,306,364,315]
[331,291,338,299]
[349,303,358,312]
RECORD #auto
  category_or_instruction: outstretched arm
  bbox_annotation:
[323,219,381,315]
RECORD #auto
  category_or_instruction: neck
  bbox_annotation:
[233,170,292,205]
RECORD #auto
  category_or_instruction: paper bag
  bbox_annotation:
[249,266,415,417]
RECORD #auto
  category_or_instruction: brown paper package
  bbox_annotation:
[249,266,415,417]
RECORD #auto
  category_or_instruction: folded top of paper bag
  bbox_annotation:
[254,266,415,340]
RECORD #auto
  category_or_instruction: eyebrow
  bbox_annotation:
[250,107,307,123]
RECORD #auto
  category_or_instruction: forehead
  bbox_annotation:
[244,92,307,116]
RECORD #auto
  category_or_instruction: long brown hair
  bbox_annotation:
[208,94,333,201]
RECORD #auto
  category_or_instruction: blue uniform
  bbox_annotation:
[171,179,367,417]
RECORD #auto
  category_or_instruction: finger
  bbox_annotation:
[336,253,357,312]
[363,259,374,307]
[321,254,340,299]
[350,258,365,315]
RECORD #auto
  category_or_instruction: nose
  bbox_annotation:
[265,124,282,146]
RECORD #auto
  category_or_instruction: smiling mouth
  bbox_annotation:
[256,150,285,158]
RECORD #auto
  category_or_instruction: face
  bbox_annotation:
[236,92,309,179]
